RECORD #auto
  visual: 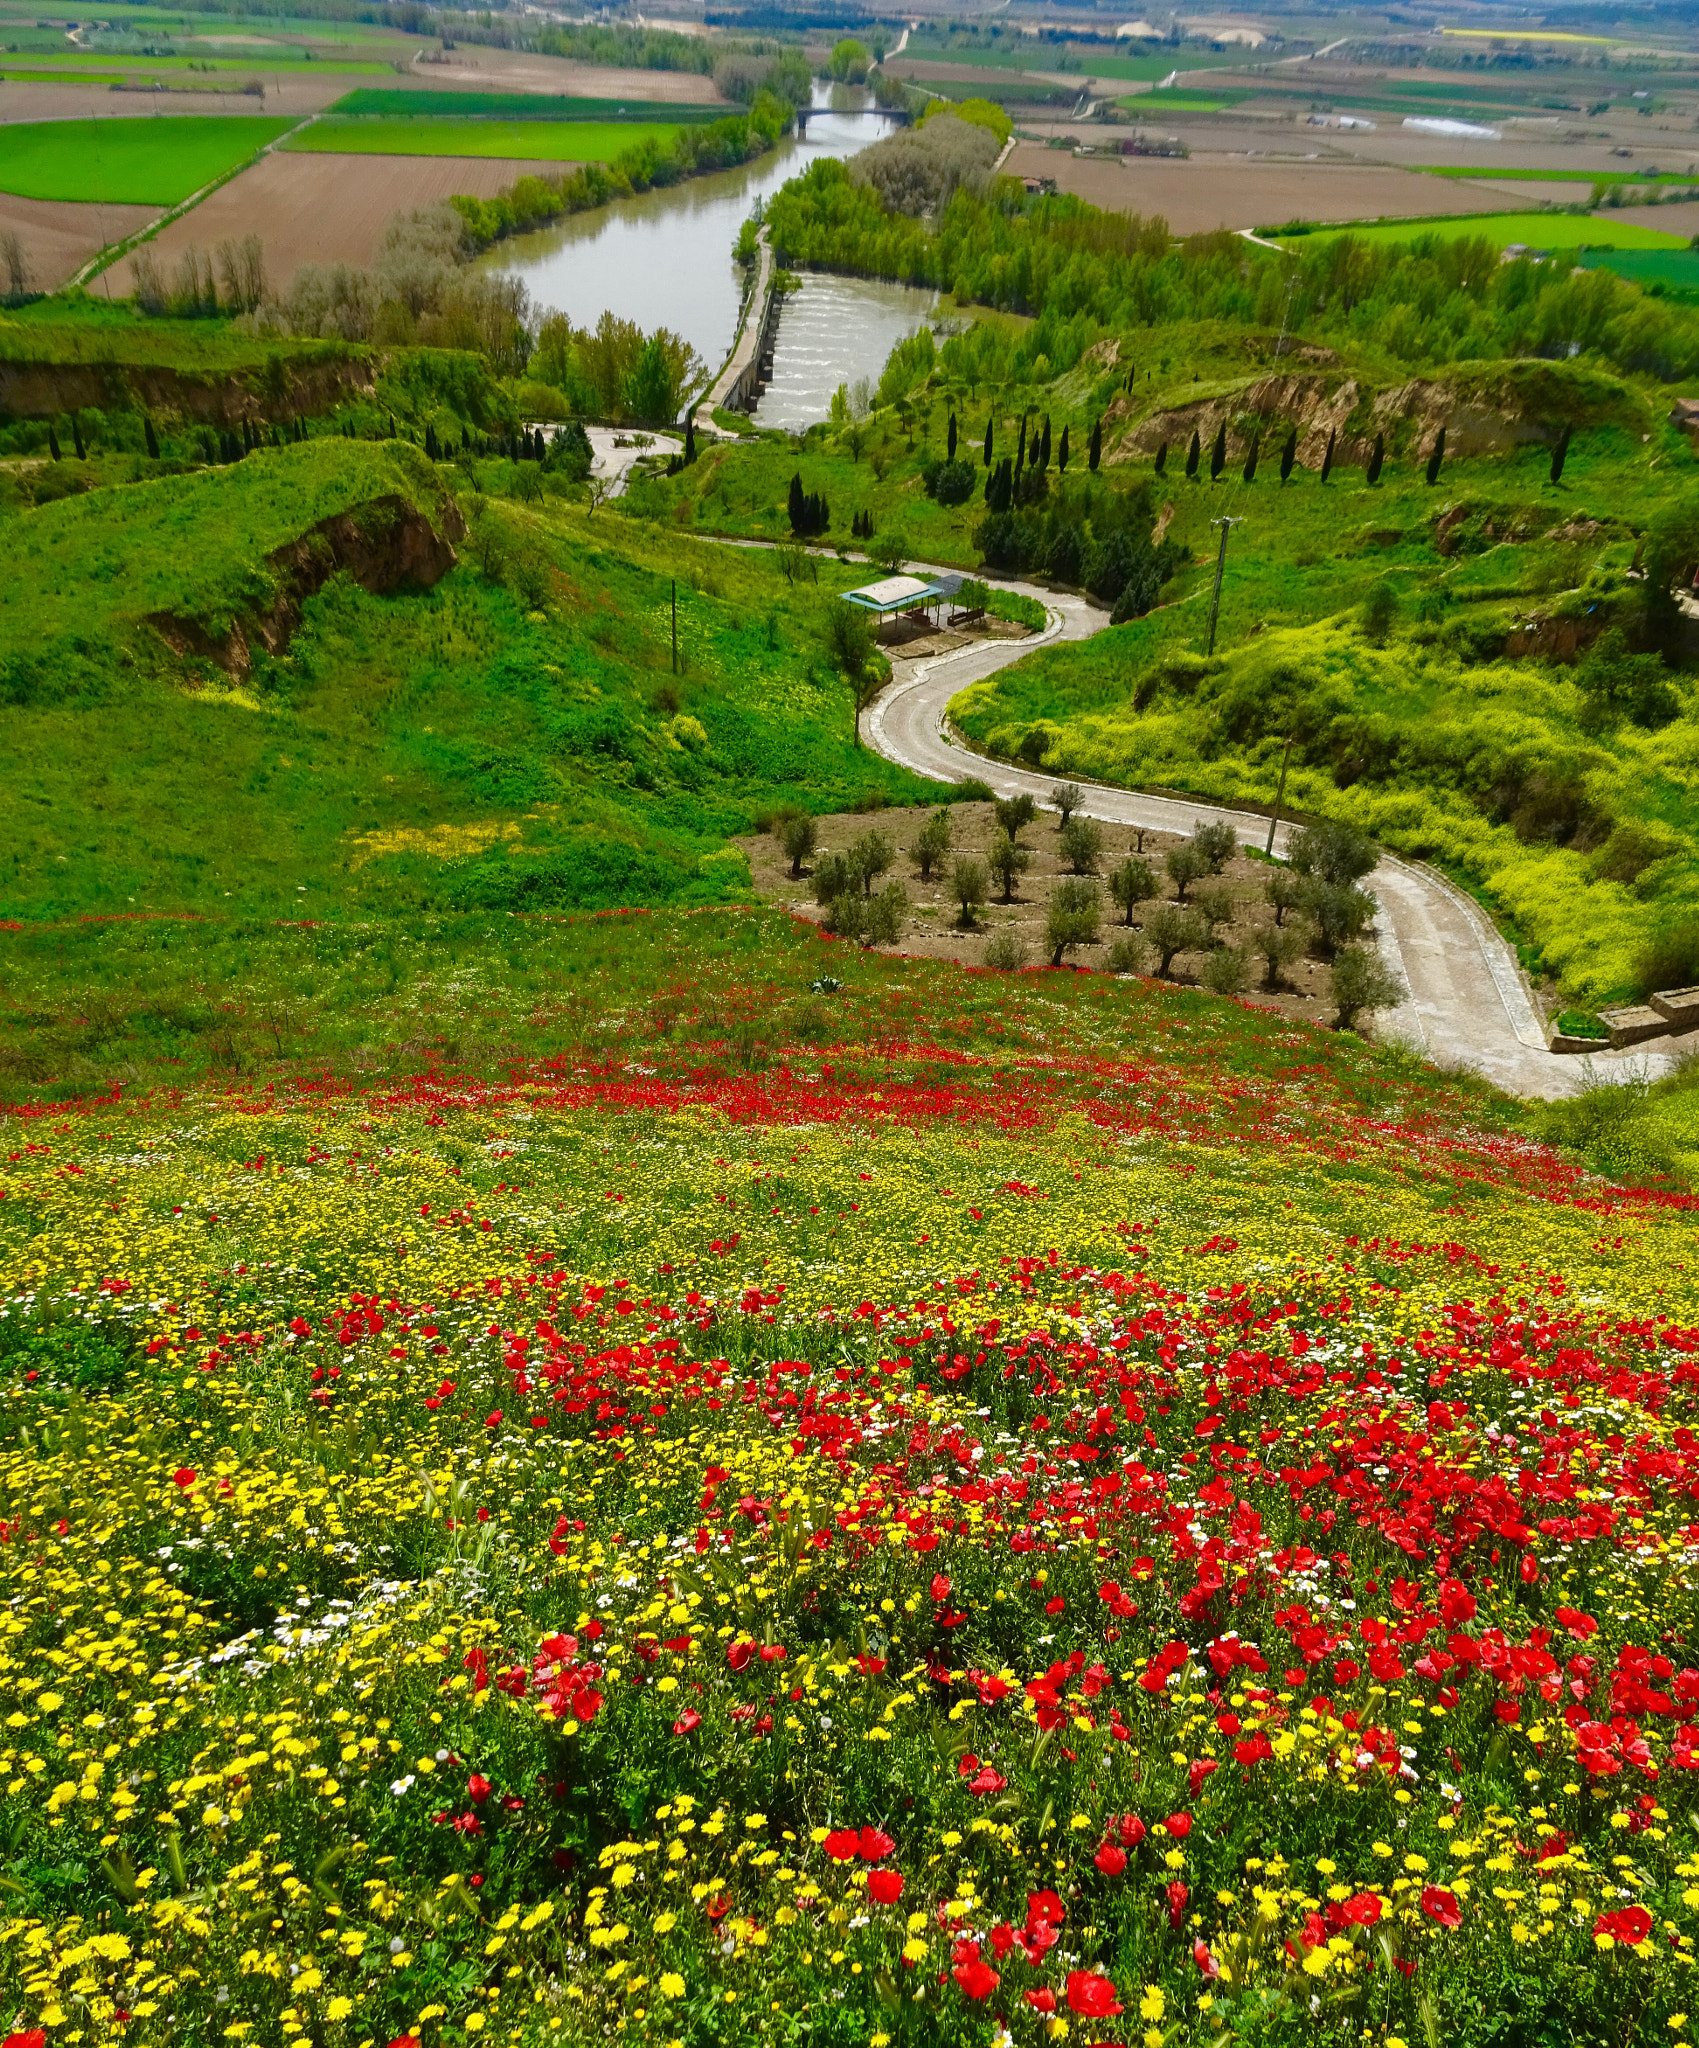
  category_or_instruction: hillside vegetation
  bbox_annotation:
[0,436,938,926]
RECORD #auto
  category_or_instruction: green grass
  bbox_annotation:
[1,52,391,73]
[901,36,1243,81]
[327,86,725,122]
[286,117,680,162]
[1420,164,1699,185]
[1578,247,1699,290]
[1116,88,1243,113]
[1276,210,1691,252]
[0,294,366,374]
[0,113,292,203]
[0,438,945,927]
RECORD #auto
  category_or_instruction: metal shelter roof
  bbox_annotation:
[841,576,946,615]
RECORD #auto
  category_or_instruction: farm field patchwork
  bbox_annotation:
[0,114,293,203]
[1,907,1697,2048]
[285,117,681,163]
[325,87,725,122]
[1276,211,1693,252]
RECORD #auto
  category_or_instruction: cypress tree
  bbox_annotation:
[1209,422,1226,482]
[1039,415,1051,471]
[685,416,697,463]
[1016,413,1027,473]
[72,415,85,460]
[1185,429,1200,480]
[1366,431,1385,485]
[947,411,958,461]
[1058,424,1070,472]
[1154,439,1167,476]
[48,426,61,461]
[1425,426,1446,486]
[1320,428,1335,484]
[983,417,993,466]
[1242,431,1259,484]
[1089,417,1102,472]
[1280,428,1297,482]
[1550,425,1571,485]
[144,416,160,460]
[788,472,805,533]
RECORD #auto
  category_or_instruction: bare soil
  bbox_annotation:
[1609,199,1699,241]
[740,800,1342,1024]
[0,190,157,289]
[1002,141,1495,235]
[397,48,726,102]
[0,73,363,120]
[106,152,551,294]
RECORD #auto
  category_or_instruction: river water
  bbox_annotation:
[485,87,939,430]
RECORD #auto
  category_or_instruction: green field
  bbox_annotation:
[1278,209,1691,251]
[0,113,292,202]
[902,36,1244,81]
[288,116,681,162]
[1579,246,1699,289]
[0,53,391,74]
[1116,88,1243,113]
[327,86,724,122]
[1422,164,1699,185]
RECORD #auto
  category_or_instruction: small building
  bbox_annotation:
[841,575,950,633]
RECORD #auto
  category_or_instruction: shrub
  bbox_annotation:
[987,829,1030,902]
[1145,902,1207,976]
[1576,628,1683,733]
[1588,821,1683,888]
[1045,877,1101,966]
[1330,942,1404,1030]
[911,809,952,880]
[924,456,977,505]
[1636,917,1699,999]
[983,927,1026,972]
[813,851,854,906]
[1110,855,1157,924]
[1359,579,1399,645]
[862,881,907,948]
[1058,815,1103,875]
[1201,945,1250,996]
[994,793,1037,841]
[824,891,863,939]
[781,814,818,877]
[1105,932,1149,976]
[953,855,989,926]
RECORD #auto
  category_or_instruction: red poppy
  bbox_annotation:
[953,1957,1000,2000]
[968,1765,1007,1795]
[1194,1939,1220,1976]
[1094,1844,1127,1876]
[571,1688,602,1724]
[1166,1878,1190,1929]
[867,1868,904,1905]
[172,1468,197,1489]
[1066,1971,1124,2017]
[1595,1905,1653,1946]
[931,1573,952,1600]
[1026,1889,1066,1928]
[727,1639,757,1671]
[467,1773,491,1802]
[5,2033,47,2048]
[1164,1812,1192,1839]
[1421,1887,1462,1928]
[1342,1893,1383,1926]
[859,1826,895,1860]
[1024,1989,1057,2014]
[823,1829,861,1861]
[671,1710,701,1736]
[387,2038,419,2048]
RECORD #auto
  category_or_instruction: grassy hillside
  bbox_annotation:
[0,439,942,927]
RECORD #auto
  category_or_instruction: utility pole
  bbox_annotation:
[671,579,678,675]
[1264,733,1294,857]
[1205,516,1241,658]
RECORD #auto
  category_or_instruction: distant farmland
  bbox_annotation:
[326,86,724,121]
[0,115,293,204]
[286,117,679,162]
[1276,209,1691,251]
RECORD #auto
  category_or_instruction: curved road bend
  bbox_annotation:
[860,573,1686,1102]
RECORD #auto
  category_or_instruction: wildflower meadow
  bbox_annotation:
[1,914,1696,2048]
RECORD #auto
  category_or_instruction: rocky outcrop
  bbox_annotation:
[0,353,375,426]
[147,490,464,679]
[1108,361,1646,473]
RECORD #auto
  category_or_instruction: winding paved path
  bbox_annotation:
[862,576,1687,1101]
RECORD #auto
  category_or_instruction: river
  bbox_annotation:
[485,86,940,431]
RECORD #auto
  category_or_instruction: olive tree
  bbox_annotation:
[1051,781,1084,827]
[1045,877,1100,966]
[781,814,818,878]
[953,855,989,928]
[1059,815,1103,875]
[1145,903,1208,977]
[911,809,952,880]
[1330,943,1404,1031]
[987,829,1031,903]
[1109,855,1156,925]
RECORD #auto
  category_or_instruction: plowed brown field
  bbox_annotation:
[106,150,552,295]
[1004,141,1500,234]
[0,190,156,288]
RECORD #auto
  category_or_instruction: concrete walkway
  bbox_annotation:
[862,576,1691,1100]
[694,227,772,430]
